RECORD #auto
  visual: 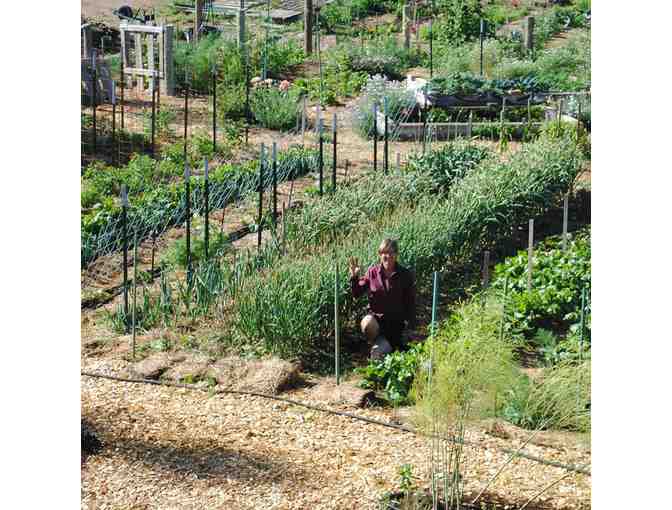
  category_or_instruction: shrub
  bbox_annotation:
[217,83,247,121]
[174,34,225,92]
[352,75,416,139]
[293,49,369,105]
[431,0,485,45]
[250,86,300,131]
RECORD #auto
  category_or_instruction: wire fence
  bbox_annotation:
[82,146,322,268]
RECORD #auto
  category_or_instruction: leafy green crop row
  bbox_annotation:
[492,226,591,364]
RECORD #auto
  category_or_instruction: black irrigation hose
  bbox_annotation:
[81,371,591,476]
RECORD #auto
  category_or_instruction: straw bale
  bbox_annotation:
[309,381,376,408]
[126,352,186,379]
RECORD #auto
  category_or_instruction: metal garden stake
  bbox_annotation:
[527,219,534,293]
[334,260,340,385]
[121,185,129,332]
[151,76,157,157]
[429,18,433,78]
[204,159,210,260]
[480,19,485,76]
[383,97,389,174]
[132,232,138,360]
[373,102,378,172]
[92,62,97,154]
[499,275,509,342]
[318,120,324,196]
[579,286,586,362]
[272,142,278,226]
[111,82,117,164]
[482,250,490,289]
[562,193,569,250]
[183,74,189,161]
[258,144,265,250]
[151,231,157,273]
[212,66,217,153]
[185,164,192,284]
[332,113,337,192]
[431,271,439,337]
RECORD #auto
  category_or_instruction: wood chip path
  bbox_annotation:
[82,359,591,510]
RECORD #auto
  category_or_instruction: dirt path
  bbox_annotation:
[82,359,591,510]
[82,0,168,22]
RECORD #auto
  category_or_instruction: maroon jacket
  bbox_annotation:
[351,263,416,326]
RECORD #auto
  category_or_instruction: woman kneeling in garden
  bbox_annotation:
[349,239,416,360]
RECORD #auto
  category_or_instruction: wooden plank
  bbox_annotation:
[135,33,144,93]
[120,23,165,34]
[124,68,165,78]
[120,28,129,70]
[158,28,165,94]
[195,0,204,42]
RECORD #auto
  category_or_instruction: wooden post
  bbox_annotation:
[402,4,411,49]
[525,16,535,54]
[468,111,473,137]
[238,0,246,49]
[304,0,313,55]
[195,0,204,42]
[527,219,534,293]
[301,96,307,146]
[164,25,175,96]
[396,152,401,174]
[135,33,145,93]
[148,33,156,93]
[83,25,93,60]
[562,193,569,250]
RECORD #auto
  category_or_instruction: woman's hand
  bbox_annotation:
[348,257,361,279]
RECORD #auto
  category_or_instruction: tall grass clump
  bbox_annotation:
[502,361,591,432]
[230,135,584,359]
[412,296,519,509]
